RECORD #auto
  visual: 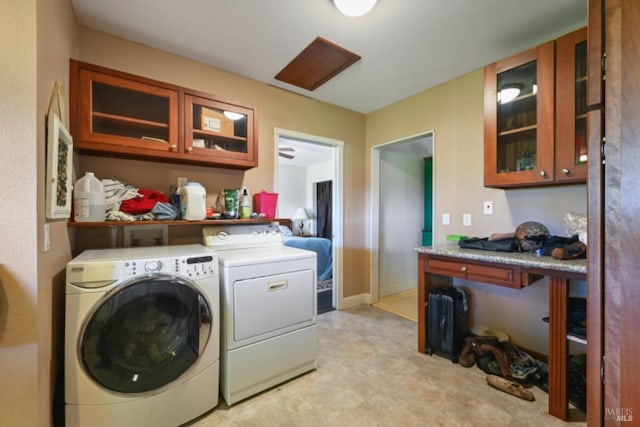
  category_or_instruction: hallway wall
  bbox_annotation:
[379,150,423,298]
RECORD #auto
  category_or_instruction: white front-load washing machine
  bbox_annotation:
[65,244,219,427]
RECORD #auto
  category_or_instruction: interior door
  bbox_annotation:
[422,157,433,246]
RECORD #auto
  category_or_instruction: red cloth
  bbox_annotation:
[120,190,168,214]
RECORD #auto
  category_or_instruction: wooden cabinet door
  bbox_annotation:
[72,61,179,157]
[600,0,640,423]
[183,93,257,169]
[484,41,555,188]
[555,28,588,183]
[587,0,605,109]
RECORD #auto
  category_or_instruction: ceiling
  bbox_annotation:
[278,137,335,167]
[71,0,587,114]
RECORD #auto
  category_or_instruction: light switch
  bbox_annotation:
[442,213,450,225]
[44,224,51,252]
[463,213,472,226]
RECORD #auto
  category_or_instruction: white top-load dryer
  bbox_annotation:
[203,223,317,405]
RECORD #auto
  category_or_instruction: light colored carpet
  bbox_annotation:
[189,305,585,426]
[373,288,418,322]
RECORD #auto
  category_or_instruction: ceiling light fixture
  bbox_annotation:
[498,83,523,104]
[223,111,244,121]
[333,0,378,17]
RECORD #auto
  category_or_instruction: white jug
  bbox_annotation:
[180,182,207,220]
[74,172,105,222]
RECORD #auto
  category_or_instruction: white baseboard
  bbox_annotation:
[339,293,372,310]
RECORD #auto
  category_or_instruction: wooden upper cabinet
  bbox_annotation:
[70,60,258,169]
[484,28,588,188]
[555,27,588,183]
[71,62,180,156]
[484,41,556,188]
[184,93,257,169]
[587,0,604,108]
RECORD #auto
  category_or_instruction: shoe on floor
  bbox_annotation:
[486,374,535,401]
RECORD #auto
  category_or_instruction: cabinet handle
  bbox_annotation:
[187,146,193,153]
[540,170,548,177]
[460,266,467,272]
[561,168,570,175]
[170,144,177,152]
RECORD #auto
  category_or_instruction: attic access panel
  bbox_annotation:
[275,37,361,91]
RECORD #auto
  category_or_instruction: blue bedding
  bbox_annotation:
[283,235,333,281]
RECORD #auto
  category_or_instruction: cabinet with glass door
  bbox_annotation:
[184,93,257,169]
[71,60,180,159]
[70,60,258,170]
[554,27,588,183]
[484,41,555,188]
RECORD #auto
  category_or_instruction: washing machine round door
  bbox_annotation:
[79,274,212,394]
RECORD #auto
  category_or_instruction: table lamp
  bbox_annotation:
[293,208,308,235]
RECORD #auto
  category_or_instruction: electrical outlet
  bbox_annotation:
[442,213,450,225]
[463,213,472,226]
[483,201,494,215]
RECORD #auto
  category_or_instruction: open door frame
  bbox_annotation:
[369,131,435,303]
[274,127,344,309]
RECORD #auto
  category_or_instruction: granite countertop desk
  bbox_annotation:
[415,244,587,421]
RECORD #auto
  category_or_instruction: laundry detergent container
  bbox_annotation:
[253,191,278,218]
[74,172,105,222]
[180,182,207,220]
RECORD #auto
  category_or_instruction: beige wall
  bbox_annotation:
[36,0,79,425]
[75,28,369,298]
[1,0,39,426]
[366,69,587,353]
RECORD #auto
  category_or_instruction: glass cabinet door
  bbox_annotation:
[184,94,257,168]
[484,41,555,187]
[79,69,179,153]
[555,28,588,183]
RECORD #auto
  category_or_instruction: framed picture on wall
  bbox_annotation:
[46,112,73,219]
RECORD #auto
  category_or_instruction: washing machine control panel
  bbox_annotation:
[123,254,218,279]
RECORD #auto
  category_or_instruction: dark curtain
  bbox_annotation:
[315,180,332,239]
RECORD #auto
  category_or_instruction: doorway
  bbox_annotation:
[370,132,434,321]
[274,128,344,312]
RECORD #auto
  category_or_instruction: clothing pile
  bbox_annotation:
[102,178,178,221]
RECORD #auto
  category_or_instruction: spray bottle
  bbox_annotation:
[240,187,252,219]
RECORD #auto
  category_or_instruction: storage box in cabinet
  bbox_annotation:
[199,107,234,136]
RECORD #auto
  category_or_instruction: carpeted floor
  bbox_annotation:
[189,304,586,426]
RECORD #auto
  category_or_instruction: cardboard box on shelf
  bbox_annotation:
[199,107,234,137]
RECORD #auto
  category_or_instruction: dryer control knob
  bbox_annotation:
[145,260,162,272]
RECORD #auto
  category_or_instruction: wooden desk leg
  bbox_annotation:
[417,253,453,354]
[418,254,428,353]
[548,276,569,420]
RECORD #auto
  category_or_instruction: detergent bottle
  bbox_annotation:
[240,187,252,219]
[73,172,105,222]
[180,182,207,220]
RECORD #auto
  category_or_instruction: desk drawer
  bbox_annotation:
[425,256,523,289]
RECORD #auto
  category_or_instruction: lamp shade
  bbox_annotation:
[293,208,309,220]
[333,0,378,17]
